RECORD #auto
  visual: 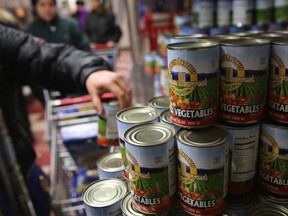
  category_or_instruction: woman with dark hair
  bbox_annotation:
[25,0,90,51]
[85,0,122,48]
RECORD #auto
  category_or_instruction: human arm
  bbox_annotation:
[0,25,131,113]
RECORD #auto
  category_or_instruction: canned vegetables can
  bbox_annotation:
[160,109,181,131]
[148,96,170,114]
[269,39,288,124]
[176,126,230,216]
[248,204,288,215]
[82,179,127,216]
[219,39,270,124]
[193,0,215,28]
[259,121,288,195]
[97,94,119,146]
[116,106,160,180]
[124,123,177,214]
[258,189,288,208]
[274,0,288,23]
[216,0,231,28]
[220,123,260,194]
[232,0,253,26]
[96,152,124,181]
[167,41,219,128]
[256,0,273,25]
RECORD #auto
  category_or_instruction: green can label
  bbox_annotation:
[259,123,288,195]
[168,46,219,128]
[269,48,288,123]
[220,44,270,123]
[177,142,228,215]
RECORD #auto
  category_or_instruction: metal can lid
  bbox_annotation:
[160,109,172,124]
[96,152,122,173]
[248,204,288,216]
[259,189,288,205]
[220,38,271,46]
[124,122,175,147]
[116,106,159,124]
[177,126,230,147]
[149,96,169,109]
[227,191,257,209]
[257,33,284,39]
[82,179,127,207]
[167,41,218,50]
[201,35,240,42]
[121,193,156,216]
[230,32,253,37]
[273,38,288,45]
[171,34,207,40]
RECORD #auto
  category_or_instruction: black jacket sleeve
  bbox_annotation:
[0,24,112,94]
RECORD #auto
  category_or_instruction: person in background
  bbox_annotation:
[72,0,88,29]
[25,0,90,51]
[85,0,122,48]
[0,24,131,216]
[25,0,91,106]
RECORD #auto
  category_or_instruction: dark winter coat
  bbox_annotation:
[85,11,122,44]
[0,25,110,175]
[25,16,90,51]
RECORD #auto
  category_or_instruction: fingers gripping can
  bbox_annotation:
[259,121,288,195]
[220,39,270,124]
[167,42,219,128]
[124,123,177,214]
[116,107,159,180]
[220,123,260,194]
[269,39,288,124]
[176,126,230,216]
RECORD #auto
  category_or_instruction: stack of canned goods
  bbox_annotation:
[165,31,288,215]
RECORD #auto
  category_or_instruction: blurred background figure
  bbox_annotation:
[85,0,122,48]
[14,6,28,29]
[25,0,91,106]
[25,0,90,51]
[0,7,18,28]
[72,0,88,29]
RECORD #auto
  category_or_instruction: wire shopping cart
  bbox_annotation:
[48,95,115,216]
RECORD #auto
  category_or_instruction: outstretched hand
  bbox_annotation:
[85,70,132,115]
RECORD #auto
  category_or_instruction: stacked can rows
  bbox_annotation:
[166,33,288,215]
[191,0,288,30]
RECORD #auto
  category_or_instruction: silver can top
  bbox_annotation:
[201,35,240,42]
[167,41,218,51]
[124,122,175,147]
[82,179,127,207]
[248,204,288,216]
[220,38,271,46]
[273,38,288,45]
[148,96,169,110]
[116,106,159,124]
[259,190,288,205]
[177,126,230,147]
[160,109,172,124]
[96,152,122,173]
